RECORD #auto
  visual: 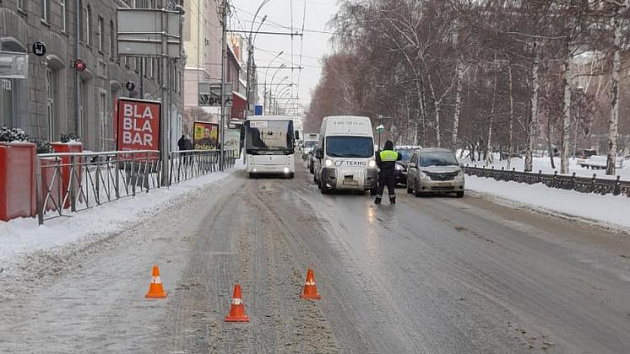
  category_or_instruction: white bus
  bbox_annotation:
[244,115,296,178]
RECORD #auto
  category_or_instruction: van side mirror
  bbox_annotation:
[315,148,323,159]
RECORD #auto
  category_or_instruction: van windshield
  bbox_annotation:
[419,152,459,167]
[326,136,374,158]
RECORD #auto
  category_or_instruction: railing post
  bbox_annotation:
[95,157,101,204]
[614,175,621,196]
[553,171,558,188]
[115,153,120,199]
[590,173,596,193]
[131,154,136,197]
[146,151,151,192]
[537,170,542,184]
[571,172,576,191]
[35,156,44,225]
[70,155,77,212]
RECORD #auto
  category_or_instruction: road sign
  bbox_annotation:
[117,9,181,58]
[376,124,385,131]
[32,41,46,57]
[75,59,87,72]
[198,82,233,107]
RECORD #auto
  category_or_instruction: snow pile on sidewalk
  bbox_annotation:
[467,176,630,230]
[0,161,243,264]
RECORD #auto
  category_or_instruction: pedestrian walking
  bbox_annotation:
[375,140,402,205]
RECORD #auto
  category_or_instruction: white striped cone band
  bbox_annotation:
[151,276,161,284]
[305,280,315,286]
[232,298,242,305]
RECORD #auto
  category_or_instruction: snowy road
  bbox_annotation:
[1,166,630,353]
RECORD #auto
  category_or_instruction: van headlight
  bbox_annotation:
[419,171,429,179]
[368,160,376,168]
[325,159,333,167]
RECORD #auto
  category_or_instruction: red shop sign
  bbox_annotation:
[116,98,161,151]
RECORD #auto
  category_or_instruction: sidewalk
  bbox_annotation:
[0,161,243,265]
[466,175,630,232]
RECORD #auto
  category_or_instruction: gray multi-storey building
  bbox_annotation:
[0,0,185,151]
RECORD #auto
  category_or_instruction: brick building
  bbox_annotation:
[0,0,185,151]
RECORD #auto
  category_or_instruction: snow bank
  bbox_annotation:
[0,160,243,264]
[466,176,630,230]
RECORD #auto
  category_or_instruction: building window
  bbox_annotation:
[60,0,67,32]
[41,0,50,22]
[99,91,107,151]
[97,17,104,52]
[17,0,25,12]
[46,69,55,141]
[78,0,84,41]
[85,5,93,46]
[109,20,115,59]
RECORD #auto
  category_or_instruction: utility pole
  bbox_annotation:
[220,0,228,171]
[160,8,170,186]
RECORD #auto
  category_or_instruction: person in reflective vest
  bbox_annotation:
[375,140,402,204]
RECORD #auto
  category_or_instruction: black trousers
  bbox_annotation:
[376,171,396,198]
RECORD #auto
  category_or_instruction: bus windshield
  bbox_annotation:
[326,136,374,158]
[245,120,294,154]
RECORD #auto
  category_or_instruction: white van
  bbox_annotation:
[313,116,378,193]
[302,133,319,159]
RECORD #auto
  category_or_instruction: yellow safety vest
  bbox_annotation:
[379,150,399,162]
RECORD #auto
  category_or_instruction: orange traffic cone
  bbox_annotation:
[145,264,167,298]
[300,268,321,300]
[225,284,250,322]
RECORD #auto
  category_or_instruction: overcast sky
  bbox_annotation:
[230,0,340,113]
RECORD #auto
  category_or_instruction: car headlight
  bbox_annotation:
[325,159,333,167]
[419,171,429,179]
[368,160,376,168]
[395,164,404,171]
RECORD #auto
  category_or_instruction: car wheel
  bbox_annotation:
[320,180,330,194]
[414,182,422,197]
[455,191,464,198]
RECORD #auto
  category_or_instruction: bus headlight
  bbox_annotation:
[325,159,333,167]
[283,167,290,174]
[368,160,376,168]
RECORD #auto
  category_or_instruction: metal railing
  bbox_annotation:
[464,165,630,197]
[169,149,236,184]
[35,149,237,224]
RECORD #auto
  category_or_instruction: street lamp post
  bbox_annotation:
[246,0,271,118]
[262,51,283,115]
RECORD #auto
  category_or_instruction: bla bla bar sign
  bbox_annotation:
[117,99,161,151]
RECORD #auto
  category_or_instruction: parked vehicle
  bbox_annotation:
[406,148,465,198]
[308,143,318,174]
[393,146,421,186]
[244,115,296,178]
[313,116,377,194]
[302,133,319,160]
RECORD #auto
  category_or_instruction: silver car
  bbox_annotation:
[406,148,465,198]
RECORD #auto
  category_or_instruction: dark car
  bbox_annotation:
[307,144,318,173]
[393,147,420,186]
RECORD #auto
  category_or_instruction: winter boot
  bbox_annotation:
[390,197,396,205]
[374,197,382,205]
